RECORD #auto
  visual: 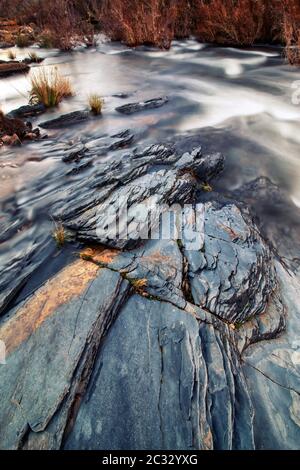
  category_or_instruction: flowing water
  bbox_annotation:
[0,39,300,293]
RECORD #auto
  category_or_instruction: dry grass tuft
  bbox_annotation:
[52,221,66,247]
[130,278,148,295]
[88,94,104,115]
[28,51,40,62]
[7,49,16,60]
[29,67,74,107]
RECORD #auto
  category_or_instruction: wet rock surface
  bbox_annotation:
[65,294,253,450]
[116,97,168,114]
[54,136,225,249]
[39,111,90,129]
[7,104,46,119]
[0,130,299,450]
[0,61,30,77]
[235,177,300,272]
[185,203,277,324]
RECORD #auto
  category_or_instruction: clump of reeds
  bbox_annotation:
[88,94,104,115]
[28,51,41,63]
[52,221,66,247]
[29,67,74,107]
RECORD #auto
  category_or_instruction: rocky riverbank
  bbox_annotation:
[0,35,299,450]
[0,127,299,449]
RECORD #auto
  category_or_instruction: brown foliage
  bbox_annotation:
[0,0,94,49]
[34,0,94,50]
[282,0,300,65]
[98,0,187,48]
[1,0,300,64]
[192,0,267,46]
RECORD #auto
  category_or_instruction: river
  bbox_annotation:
[0,39,300,296]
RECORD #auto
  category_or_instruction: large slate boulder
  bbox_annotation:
[53,138,225,249]
[0,131,299,451]
[0,261,129,449]
[65,294,254,450]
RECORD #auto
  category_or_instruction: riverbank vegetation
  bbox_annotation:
[0,0,299,64]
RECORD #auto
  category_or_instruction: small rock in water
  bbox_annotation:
[22,57,44,65]
[116,97,168,114]
[113,92,131,99]
[39,111,90,129]
[7,104,46,119]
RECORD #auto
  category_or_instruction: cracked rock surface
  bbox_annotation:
[53,136,224,249]
[185,203,277,324]
[0,131,299,450]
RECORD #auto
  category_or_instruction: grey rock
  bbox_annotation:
[65,295,254,450]
[7,104,46,119]
[62,129,135,163]
[185,203,277,323]
[39,111,90,129]
[116,97,168,114]
[0,130,298,451]
[0,265,129,449]
[241,262,300,450]
[53,136,224,249]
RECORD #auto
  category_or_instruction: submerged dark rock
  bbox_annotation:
[61,130,135,174]
[113,92,131,99]
[116,97,168,114]
[39,111,90,129]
